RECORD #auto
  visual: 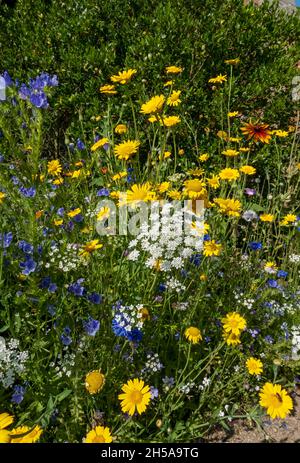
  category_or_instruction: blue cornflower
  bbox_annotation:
[0,232,13,248]
[11,385,26,404]
[277,270,288,278]
[248,241,262,251]
[150,387,159,400]
[18,240,34,254]
[203,234,211,241]
[158,283,166,292]
[60,326,72,346]
[2,70,13,86]
[76,138,85,150]
[267,279,278,288]
[264,335,274,344]
[57,207,65,217]
[40,276,51,289]
[19,256,37,275]
[83,316,100,336]
[87,292,103,304]
[68,279,85,296]
[30,91,48,109]
[97,188,110,197]
[11,175,20,185]
[190,253,201,266]
[19,186,36,198]
[127,328,143,343]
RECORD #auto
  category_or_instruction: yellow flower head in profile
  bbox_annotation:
[0,412,14,443]
[199,153,209,162]
[85,370,105,394]
[208,74,227,84]
[217,130,228,140]
[100,84,117,95]
[164,80,174,86]
[206,175,220,189]
[184,326,203,344]
[165,65,183,74]
[221,312,247,336]
[79,239,103,258]
[163,116,181,127]
[67,208,81,218]
[0,192,6,204]
[10,425,43,443]
[219,168,240,182]
[223,331,241,346]
[114,140,140,161]
[115,124,127,134]
[239,165,256,175]
[110,69,137,84]
[53,219,63,226]
[227,111,239,117]
[214,198,241,217]
[273,130,288,138]
[282,213,297,224]
[47,159,62,176]
[91,138,109,152]
[222,149,239,157]
[167,90,181,107]
[122,183,156,207]
[240,147,250,153]
[112,171,127,181]
[53,177,64,185]
[96,206,110,221]
[84,426,112,443]
[246,357,263,375]
[260,213,274,222]
[224,58,240,65]
[203,240,222,257]
[118,378,151,415]
[140,95,165,114]
[259,382,293,419]
[184,179,206,199]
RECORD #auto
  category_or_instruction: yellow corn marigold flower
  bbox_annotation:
[53,219,63,226]
[91,137,109,152]
[165,65,183,74]
[260,213,274,222]
[164,150,172,159]
[239,147,250,152]
[222,149,239,157]
[157,182,170,193]
[141,95,165,114]
[97,207,110,221]
[208,74,227,84]
[47,160,62,176]
[188,167,204,177]
[110,69,137,84]
[162,115,181,127]
[85,370,105,394]
[214,198,241,217]
[10,425,43,443]
[178,148,184,155]
[84,426,112,443]
[199,153,209,162]
[221,312,246,336]
[224,58,240,65]
[241,122,271,144]
[164,80,174,86]
[223,331,241,346]
[219,168,240,181]
[167,90,181,106]
[282,213,297,223]
[71,170,82,179]
[239,165,256,175]
[246,357,263,375]
[185,326,203,344]
[264,261,278,273]
[183,179,206,199]
[115,124,127,134]
[112,171,127,181]
[168,190,182,200]
[273,130,289,137]
[0,192,6,204]
[100,84,117,94]
[67,208,81,218]
[217,130,228,140]
[79,239,103,258]
[53,177,64,185]
[114,140,140,161]
[119,378,151,416]
[206,175,220,189]
[227,111,239,117]
[122,183,156,207]
[259,383,293,419]
[0,412,14,443]
[203,240,222,257]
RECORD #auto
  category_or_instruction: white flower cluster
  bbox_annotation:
[0,336,29,388]
[127,203,204,273]
[50,350,76,378]
[141,353,164,376]
[178,376,211,395]
[289,254,300,263]
[112,303,144,334]
[291,326,300,360]
[43,241,88,272]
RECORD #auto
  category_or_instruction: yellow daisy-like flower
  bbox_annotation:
[206,175,220,189]
[47,160,62,176]
[240,147,250,152]
[0,412,14,443]
[184,326,203,344]
[118,378,151,416]
[208,74,227,84]
[79,239,103,258]
[188,168,204,177]
[223,331,241,346]
[219,168,240,182]
[260,214,274,222]
[273,130,288,138]
[246,357,263,375]
[217,130,228,140]
[71,169,82,179]
[164,150,172,159]
[91,138,109,152]
[168,190,182,200]
[112,171,127,181]
[122,183,156,207]
[164,80,174,86]
[85,370,105,394]
[162,116,181,127]
[282,213,297,223]
[264,261,278,273]
[221,312,246,336]
[84,426,112,443]
[203,240,222,257]
[10,425,43,443]
[224,58,240,65]
[183,179,207,199]
[214,198,241,217]
[110,69,137,84]
[67,208,81,218]
[140,95,165,114]
[96,207,110,221]
[115,124,127,134]
[114,140,140,161]
[165,65,183,74]
[199,153,209,162]
[227,111,239,117]
[167,90,181,106]
[239,165,256,175]
[0,192,6,204]
[259,383,293,419]
[53,177,64,185]
[53,219,63,226]
[157,182,170,193]
[222,149,239,157]
[100,84,117,95]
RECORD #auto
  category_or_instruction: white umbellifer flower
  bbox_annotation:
[127,250,140,261]
[0,336,28,388]
[289,254,300,263]
[291,326,300,360]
